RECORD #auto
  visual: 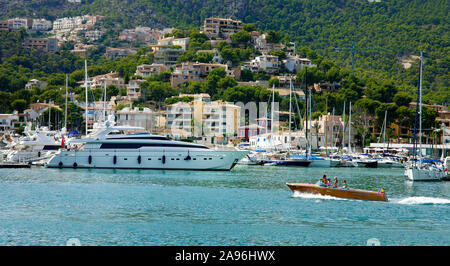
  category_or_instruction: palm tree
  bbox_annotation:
[313,121,321,150]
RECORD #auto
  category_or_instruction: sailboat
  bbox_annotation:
[405,52,445,181]
[284,67,331,167]
[262,77,311,167]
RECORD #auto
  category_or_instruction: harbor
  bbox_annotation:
[0,166,448,246]
[0,6,448,248]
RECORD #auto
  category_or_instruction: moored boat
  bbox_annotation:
[286,182,388,202]
[46,126,248,171]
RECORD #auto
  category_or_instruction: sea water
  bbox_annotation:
[0,166,448,246]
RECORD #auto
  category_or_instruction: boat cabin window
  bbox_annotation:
[99,143,209,149]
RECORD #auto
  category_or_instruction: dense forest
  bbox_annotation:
[0,0,448,104]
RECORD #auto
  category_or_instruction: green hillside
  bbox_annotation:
[0,0,448,100]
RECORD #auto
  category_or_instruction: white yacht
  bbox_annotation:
[377,158,404,168]
[6,125,61,163]
[46,126,248,170]
[405,163,446,181]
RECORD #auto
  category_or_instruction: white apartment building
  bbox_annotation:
[202,17,243,40]
[135,64,166,78]
[254,34,285,54]
[25,79,47,90]
[157,37,190,51]
[52,15,93,31]
[242,55,279,74]
[85,30,103,41]
[170,62,229,88]
[127,79,145,100]
[249,131,306,150]
[117,107,156,132]
[166,94,241,138]
[0,113,19,133]
[9,18,28,30]
[284,55,316,73]
[53,16,81,31]
[31,19,52,31]
[80,72,125,89]
[119,27,162,44]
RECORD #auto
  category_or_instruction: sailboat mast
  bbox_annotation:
[103,82,107,121]
[84,60,89,135]
[305,67,308,156]
[325,97,328,156]
[342,101,345,154]
[383,110,387,150]
[48,100,51,130]
[65,74,68,130]
[348,101,352,153]
[419,51,423,166]
[331,107,335,151]
[288,77,292,152]
[308,83,312,155]
[271,83,275,137]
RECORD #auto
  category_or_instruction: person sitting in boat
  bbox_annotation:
[327,178,332,186]
[342,180,349,189]
[317,174,328,187]
[333,177,338,188]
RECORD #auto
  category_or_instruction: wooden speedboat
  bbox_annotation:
[286,182,388,202]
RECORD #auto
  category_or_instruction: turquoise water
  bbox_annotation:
[0,165,449,246]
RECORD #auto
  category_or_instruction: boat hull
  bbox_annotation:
[309,159,331,168]
[286,183,388,202]
[263,160,311,167]
[377,161,404,168]
[46,150,248,171]
[334,160,358,167]
[356,161,378,168]
[405,168,445,181]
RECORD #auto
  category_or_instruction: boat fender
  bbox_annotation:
[88,155,92,164]
[162,155,166,164]
[137,155,141,164]
[185,151,191,160]
[73,162,78,168]
[38,151,41,157]
[113,155,117,165]
[58,161,63,167]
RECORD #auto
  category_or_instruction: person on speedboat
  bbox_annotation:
[317,174,328,187]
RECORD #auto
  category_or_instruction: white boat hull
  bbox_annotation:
[46,149,248,171]
[405,168,445,181]
[330,159,340,167]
